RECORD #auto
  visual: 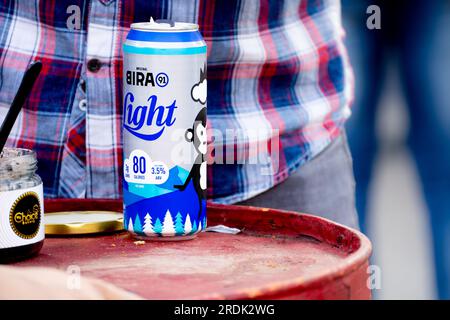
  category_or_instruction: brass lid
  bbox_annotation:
[45,211,123,235]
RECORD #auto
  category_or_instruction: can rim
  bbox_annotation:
[131,22,199,32]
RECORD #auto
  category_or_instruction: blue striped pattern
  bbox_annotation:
[123,44,206,55]
[127,29,203,42]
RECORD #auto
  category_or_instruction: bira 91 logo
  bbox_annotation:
[126,69,169,88]
[9,192,41,239]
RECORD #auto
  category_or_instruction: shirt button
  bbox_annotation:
[87,59,102,72]
[79,99,87,112]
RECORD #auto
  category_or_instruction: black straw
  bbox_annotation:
[0,61,42,154]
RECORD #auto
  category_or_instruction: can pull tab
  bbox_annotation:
[155,19,175,27]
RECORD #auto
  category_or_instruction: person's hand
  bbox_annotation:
[0,265,142,300]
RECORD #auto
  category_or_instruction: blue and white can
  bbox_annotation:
[122,19,207,239]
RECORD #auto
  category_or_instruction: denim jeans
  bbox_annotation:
[342,0,450,299]
[238,132,359,230]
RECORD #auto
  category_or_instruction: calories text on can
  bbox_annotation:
[122,19,207,239]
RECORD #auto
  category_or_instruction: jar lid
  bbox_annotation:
[45,211,123,235]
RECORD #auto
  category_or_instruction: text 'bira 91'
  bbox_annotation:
[126,70,156,87]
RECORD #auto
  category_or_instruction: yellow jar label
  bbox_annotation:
[0,184,44,249]
[9,191,41,239]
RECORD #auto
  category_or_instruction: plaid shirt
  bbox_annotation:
[0,0,353,202]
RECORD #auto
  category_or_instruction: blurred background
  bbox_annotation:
[342,0,450,299]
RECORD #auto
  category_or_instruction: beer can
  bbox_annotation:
[122,19,207,240]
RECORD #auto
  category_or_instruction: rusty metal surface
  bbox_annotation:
[13,200,372,300]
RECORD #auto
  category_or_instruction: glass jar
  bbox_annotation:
[0,148,44,263]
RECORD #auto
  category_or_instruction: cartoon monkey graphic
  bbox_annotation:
[173,108,207,220]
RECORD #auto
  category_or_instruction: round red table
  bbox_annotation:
[13,199,372,300]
